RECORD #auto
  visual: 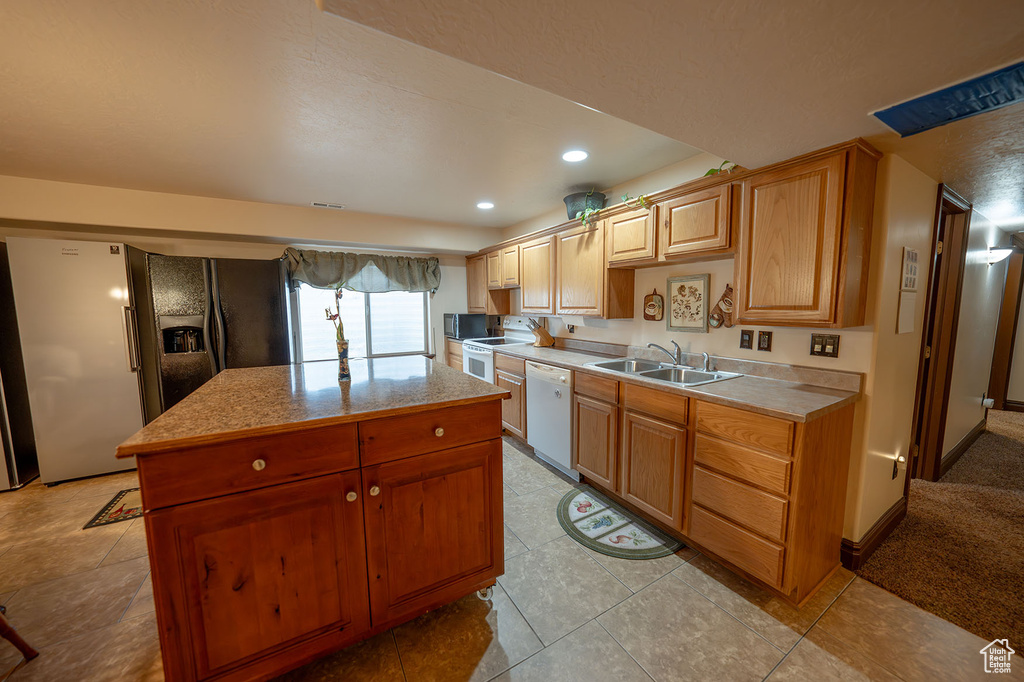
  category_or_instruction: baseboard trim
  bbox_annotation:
[1002,401,1024,414]
[840,496,908,571]
[939,418,986,477]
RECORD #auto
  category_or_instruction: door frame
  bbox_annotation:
[986,235,1024,411]
[907,185,972,484]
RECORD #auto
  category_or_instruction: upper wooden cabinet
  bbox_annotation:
[734,141,879,328]
[659,183,733,260]
[556,223,634,318]
[467,254,510,315]
[520,235,556,315]
[486,251,502,289]
[501,245,520,288]
[605,207,656,264]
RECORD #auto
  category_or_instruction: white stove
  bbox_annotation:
[461,316,537,383]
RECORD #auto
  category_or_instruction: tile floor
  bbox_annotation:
[0,438,1016,681]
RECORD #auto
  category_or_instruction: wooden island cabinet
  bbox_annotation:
[117,358,508,682]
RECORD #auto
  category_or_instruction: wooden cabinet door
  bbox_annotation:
[620,410,686,530]
[501,245,520,287]
[735,152,846,325]
[557,223,605,316]
[606,207,656,264]
[362,440,503,626]
[659,184,732,258]
[445,338,463,370]
[146,473,370,681]
[495,369,526,439]
[466,255,487,313]
[572,394,618,491]
[520,235,555,315]
[486,251,503,290]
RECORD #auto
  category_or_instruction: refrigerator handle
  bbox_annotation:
[209,260,228,372]
[202,261,218,376]
[121,306,141,372]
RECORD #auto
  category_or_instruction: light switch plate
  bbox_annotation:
[740,329,754,350]
[810,333,840,358]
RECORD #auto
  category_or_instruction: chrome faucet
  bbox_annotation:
[648,342,682,365]
[702,352,712,372]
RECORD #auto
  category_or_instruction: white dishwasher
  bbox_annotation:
[525,361,579,481]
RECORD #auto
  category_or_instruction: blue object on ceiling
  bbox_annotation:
[873,62,1024,137]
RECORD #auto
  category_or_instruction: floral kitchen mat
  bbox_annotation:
[83,488,143,528]
[556,485,683,560]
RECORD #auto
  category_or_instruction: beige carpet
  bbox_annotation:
[857,410,1024,650]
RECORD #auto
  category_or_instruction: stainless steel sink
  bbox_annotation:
[586,358,663,373]
[637,367,741,386]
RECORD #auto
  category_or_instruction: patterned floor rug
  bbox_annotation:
[83,488,143,528]
[556,485,682,559]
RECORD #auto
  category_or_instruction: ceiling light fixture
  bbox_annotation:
[562,150,588,163]
[987,246,1014,264]
[477,202,494,210]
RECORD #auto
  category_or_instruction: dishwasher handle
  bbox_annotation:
[525,361,571,385]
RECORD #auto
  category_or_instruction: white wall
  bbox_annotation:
[0,174,497,255]
[941,212,1005,455]
[843,155,937,540]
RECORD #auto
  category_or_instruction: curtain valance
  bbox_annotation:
[282,248,441,293]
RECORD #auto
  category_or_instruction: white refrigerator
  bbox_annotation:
[7,238,142,483]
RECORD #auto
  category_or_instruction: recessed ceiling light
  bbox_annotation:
[477,202,494,210]
[562,150,588,163]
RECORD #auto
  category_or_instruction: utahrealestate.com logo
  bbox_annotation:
[980,639,1015,674]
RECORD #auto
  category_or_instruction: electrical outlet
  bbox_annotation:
[757,331,773,352]
[810,333,840,358]
[739,329,754,349]
[567,325,575,333]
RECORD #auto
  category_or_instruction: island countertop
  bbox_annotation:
[117,356,509,457]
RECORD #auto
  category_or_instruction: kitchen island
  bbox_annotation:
[116,357,509,682]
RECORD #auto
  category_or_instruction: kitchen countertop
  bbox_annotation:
[116,356,509,457]
[494,344,858,422]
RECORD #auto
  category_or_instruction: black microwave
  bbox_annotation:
[444,313,489,339]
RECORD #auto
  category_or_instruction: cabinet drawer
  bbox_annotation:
[494,352,526,375]
[359,401,502,465]
[694,434,791,495]
[575,371,619,403]
[623,383,687,425]
[692,466,788,543]
[137,423,359,510]
[695,401,793,455]
[689,506,784,588]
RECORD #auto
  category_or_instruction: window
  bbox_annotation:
[294,283,429,362]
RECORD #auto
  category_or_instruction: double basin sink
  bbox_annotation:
[585,358,741,387]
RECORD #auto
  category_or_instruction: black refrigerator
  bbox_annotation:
[128,249,291,423]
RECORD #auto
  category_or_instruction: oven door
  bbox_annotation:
[462,345,494,383]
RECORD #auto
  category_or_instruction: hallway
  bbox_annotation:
[858,410,1024,650]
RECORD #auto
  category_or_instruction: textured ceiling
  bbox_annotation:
[319,0,1024,226]
[0,0,699,228]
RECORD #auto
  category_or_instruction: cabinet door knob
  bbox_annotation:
[434,427,445,437]
[252,459,266,471]
[370,485,381,497]
[345,491,358,502]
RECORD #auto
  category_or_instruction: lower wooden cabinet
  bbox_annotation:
[445,338,463,370]
[362,441,503,625]
[620,410,686,530]
[496,369,526,439]
[572,393,618,491]
[146,472,370,681]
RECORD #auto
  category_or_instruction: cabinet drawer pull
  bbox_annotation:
[370,485,381,497]
[252,459,266,471]
[345,491,358,502]
[435,427,445,437]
